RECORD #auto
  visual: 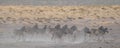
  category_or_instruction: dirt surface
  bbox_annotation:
[0,6,120,25]
[0,6,120,48]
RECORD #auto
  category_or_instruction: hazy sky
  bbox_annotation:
[0,0,120,5]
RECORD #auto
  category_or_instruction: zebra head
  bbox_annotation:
[98,26,109,34]
[83,27,91,34]
[71,25,77,32]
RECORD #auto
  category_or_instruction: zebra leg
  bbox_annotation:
[51,34,55,40]
[71,34,76,42]
[84,33,87,42]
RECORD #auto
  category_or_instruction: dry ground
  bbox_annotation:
[0,6,120,48]
[0,6,120,25]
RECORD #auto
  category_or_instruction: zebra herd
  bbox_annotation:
[14,24,48,40]
[14,24,109,41]
[83,26,109,41]
[48,24,77,40]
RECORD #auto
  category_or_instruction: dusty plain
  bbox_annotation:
[0,6,120,48]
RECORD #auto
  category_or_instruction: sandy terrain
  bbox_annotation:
[0,6,120,25]
[0,6,120,48]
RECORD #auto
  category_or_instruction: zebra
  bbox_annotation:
[97,26,109,41]
[14,26,27,41]
[82,26,92,40]
[98,26,109,34]
[48,24,65,40]
[83,27,91,35]
[48,24,69,40]
[70,25,78,34]
[62,25,78,41]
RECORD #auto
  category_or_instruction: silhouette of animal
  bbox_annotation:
[48,24,64,40]
[70,25,78,34]
[83,27,91,35]
[98,26,109,34]
[14,26,27,40]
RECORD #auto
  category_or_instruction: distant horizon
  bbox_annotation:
[0,0,120,6]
